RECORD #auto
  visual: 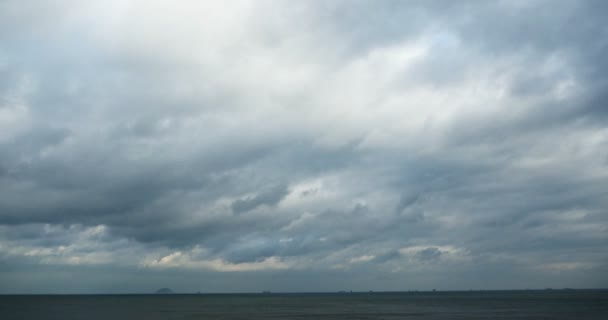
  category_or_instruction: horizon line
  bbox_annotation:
[2,288,608,296]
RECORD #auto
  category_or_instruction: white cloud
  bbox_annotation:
[143,249,291,272]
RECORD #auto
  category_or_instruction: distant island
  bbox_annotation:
[155,288,174,294]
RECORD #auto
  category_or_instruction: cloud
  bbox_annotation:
[0,0,607,293]
[415,247,442,262]
[231,184,290,214]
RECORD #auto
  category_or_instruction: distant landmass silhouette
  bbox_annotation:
[155,288,174,294]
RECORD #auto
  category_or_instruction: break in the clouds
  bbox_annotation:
[1,0,607,293]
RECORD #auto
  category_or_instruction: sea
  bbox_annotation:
[1,290,607,319]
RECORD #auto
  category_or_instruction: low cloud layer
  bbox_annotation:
[1,0,607,293]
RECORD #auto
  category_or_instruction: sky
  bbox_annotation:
[0,0,607,294]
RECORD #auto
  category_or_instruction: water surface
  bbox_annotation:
[2,290,607,319]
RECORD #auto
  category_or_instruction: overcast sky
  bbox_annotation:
[1,0,607,294]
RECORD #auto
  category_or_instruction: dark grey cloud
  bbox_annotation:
[0,0,607,293]
[231,184,290,214]
[416,247,442,262]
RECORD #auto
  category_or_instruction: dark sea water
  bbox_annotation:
[2,290,607,319]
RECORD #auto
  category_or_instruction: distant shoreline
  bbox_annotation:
[2,288,607,296]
